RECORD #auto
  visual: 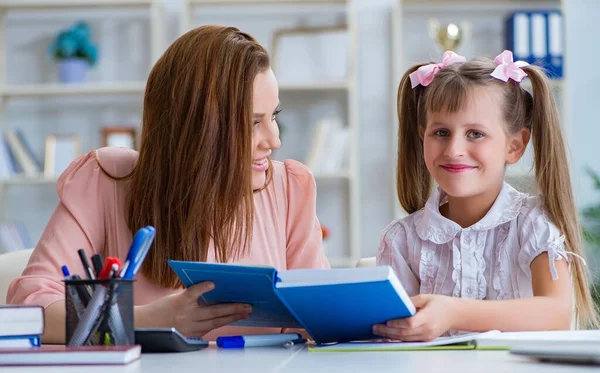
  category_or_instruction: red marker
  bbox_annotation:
[98,257,122,279]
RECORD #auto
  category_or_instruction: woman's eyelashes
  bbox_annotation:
[271,108,282,122]
[254,108,282,127]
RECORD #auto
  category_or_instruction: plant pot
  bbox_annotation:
[58,58,88,84]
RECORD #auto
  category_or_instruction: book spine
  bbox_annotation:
[5,131,40,177]
[2,135,21,174]
[15,129,43,170]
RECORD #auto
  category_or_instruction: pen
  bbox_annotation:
[121,226,155,280]
[77,249,95,280]
[283,338,308,349]
[71,274,92,307]
[98,257,122,279]
[91,254,104,278]
[216,333,301,349]
[62,265,85,319]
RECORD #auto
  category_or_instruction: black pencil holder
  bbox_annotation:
[65,278,134,347]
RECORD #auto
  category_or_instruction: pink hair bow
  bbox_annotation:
[491,50,528,83]
[409,51,467,88]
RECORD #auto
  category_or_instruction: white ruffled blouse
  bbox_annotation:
[377,182,568,301]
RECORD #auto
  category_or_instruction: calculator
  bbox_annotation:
[135,328,209,353]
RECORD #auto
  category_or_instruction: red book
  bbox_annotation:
[0,345,141,366]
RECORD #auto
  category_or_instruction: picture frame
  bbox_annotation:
[101,126,138,150]
[271,25,350,85]
[44,134,81,178]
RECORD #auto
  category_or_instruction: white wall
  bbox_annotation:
[5,0,397,258]
[563,0,600,209]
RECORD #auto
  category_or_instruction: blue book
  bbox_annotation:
[0,335,41,348]
[168,261,416,344]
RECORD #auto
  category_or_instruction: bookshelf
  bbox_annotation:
[182,0,360,268]
[0,82,146,97]
[391,0,563,218]
[0,0,165,226]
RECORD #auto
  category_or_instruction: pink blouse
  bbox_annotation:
[7,147,329,339]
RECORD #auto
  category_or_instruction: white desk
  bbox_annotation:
[4,345,599,373]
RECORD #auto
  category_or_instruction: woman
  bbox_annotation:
[7,25,329,343]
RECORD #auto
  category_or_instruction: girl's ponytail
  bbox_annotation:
[397,64,431,214]
[524,65,599,328]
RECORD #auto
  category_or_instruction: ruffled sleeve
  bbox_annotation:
[283,160,330,269]
[517,203,569,281]
[5,148,136,308]
[377,221,420,296]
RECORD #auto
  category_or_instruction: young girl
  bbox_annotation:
[8,25,329,343]
[375,50,598,342]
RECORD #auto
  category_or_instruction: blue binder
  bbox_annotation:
[506,10,563,79]
[168,261,416,344]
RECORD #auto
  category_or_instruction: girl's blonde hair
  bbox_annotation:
[396,57,599,329]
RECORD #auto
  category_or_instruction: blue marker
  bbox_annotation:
[216,333,301,349]
[120,226,155,279]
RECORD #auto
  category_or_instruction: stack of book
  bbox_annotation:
[0,305,44,348]
[0,129,43,179]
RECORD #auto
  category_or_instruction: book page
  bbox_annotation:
[311,331,502,351]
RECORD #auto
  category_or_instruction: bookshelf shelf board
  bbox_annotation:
[279,80,349,92]
[0,176,58,185]
[1,82,146,97]
[189,0,349,5]
[0,0,154,9]
[313,170,351,180]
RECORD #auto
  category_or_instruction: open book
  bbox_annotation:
[168,261,416,344]
[310,330,600,352]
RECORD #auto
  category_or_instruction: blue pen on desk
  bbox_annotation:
[216,333,301,349]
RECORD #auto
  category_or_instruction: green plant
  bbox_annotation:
[583,167,600,250]
[49,22,98,66]
[582,167,600,306]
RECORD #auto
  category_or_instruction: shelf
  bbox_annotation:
[189,0,348,5]
[0,0,154,9]
[0,82,146,97]
[0,176,58,185]
[279,80,349,92]
[313,170,351,180]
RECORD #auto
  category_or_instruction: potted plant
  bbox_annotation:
[49,22,98,84]
[582,168,600,305]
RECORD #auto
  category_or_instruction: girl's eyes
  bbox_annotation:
[432,129,485,139]
[467,131,484,139]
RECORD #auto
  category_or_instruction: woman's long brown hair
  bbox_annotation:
[126,25,270,288]
[396,57,599,328]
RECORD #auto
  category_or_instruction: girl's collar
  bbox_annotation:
[414,182,529,244]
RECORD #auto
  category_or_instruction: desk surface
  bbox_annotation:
[3,345,599,373]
